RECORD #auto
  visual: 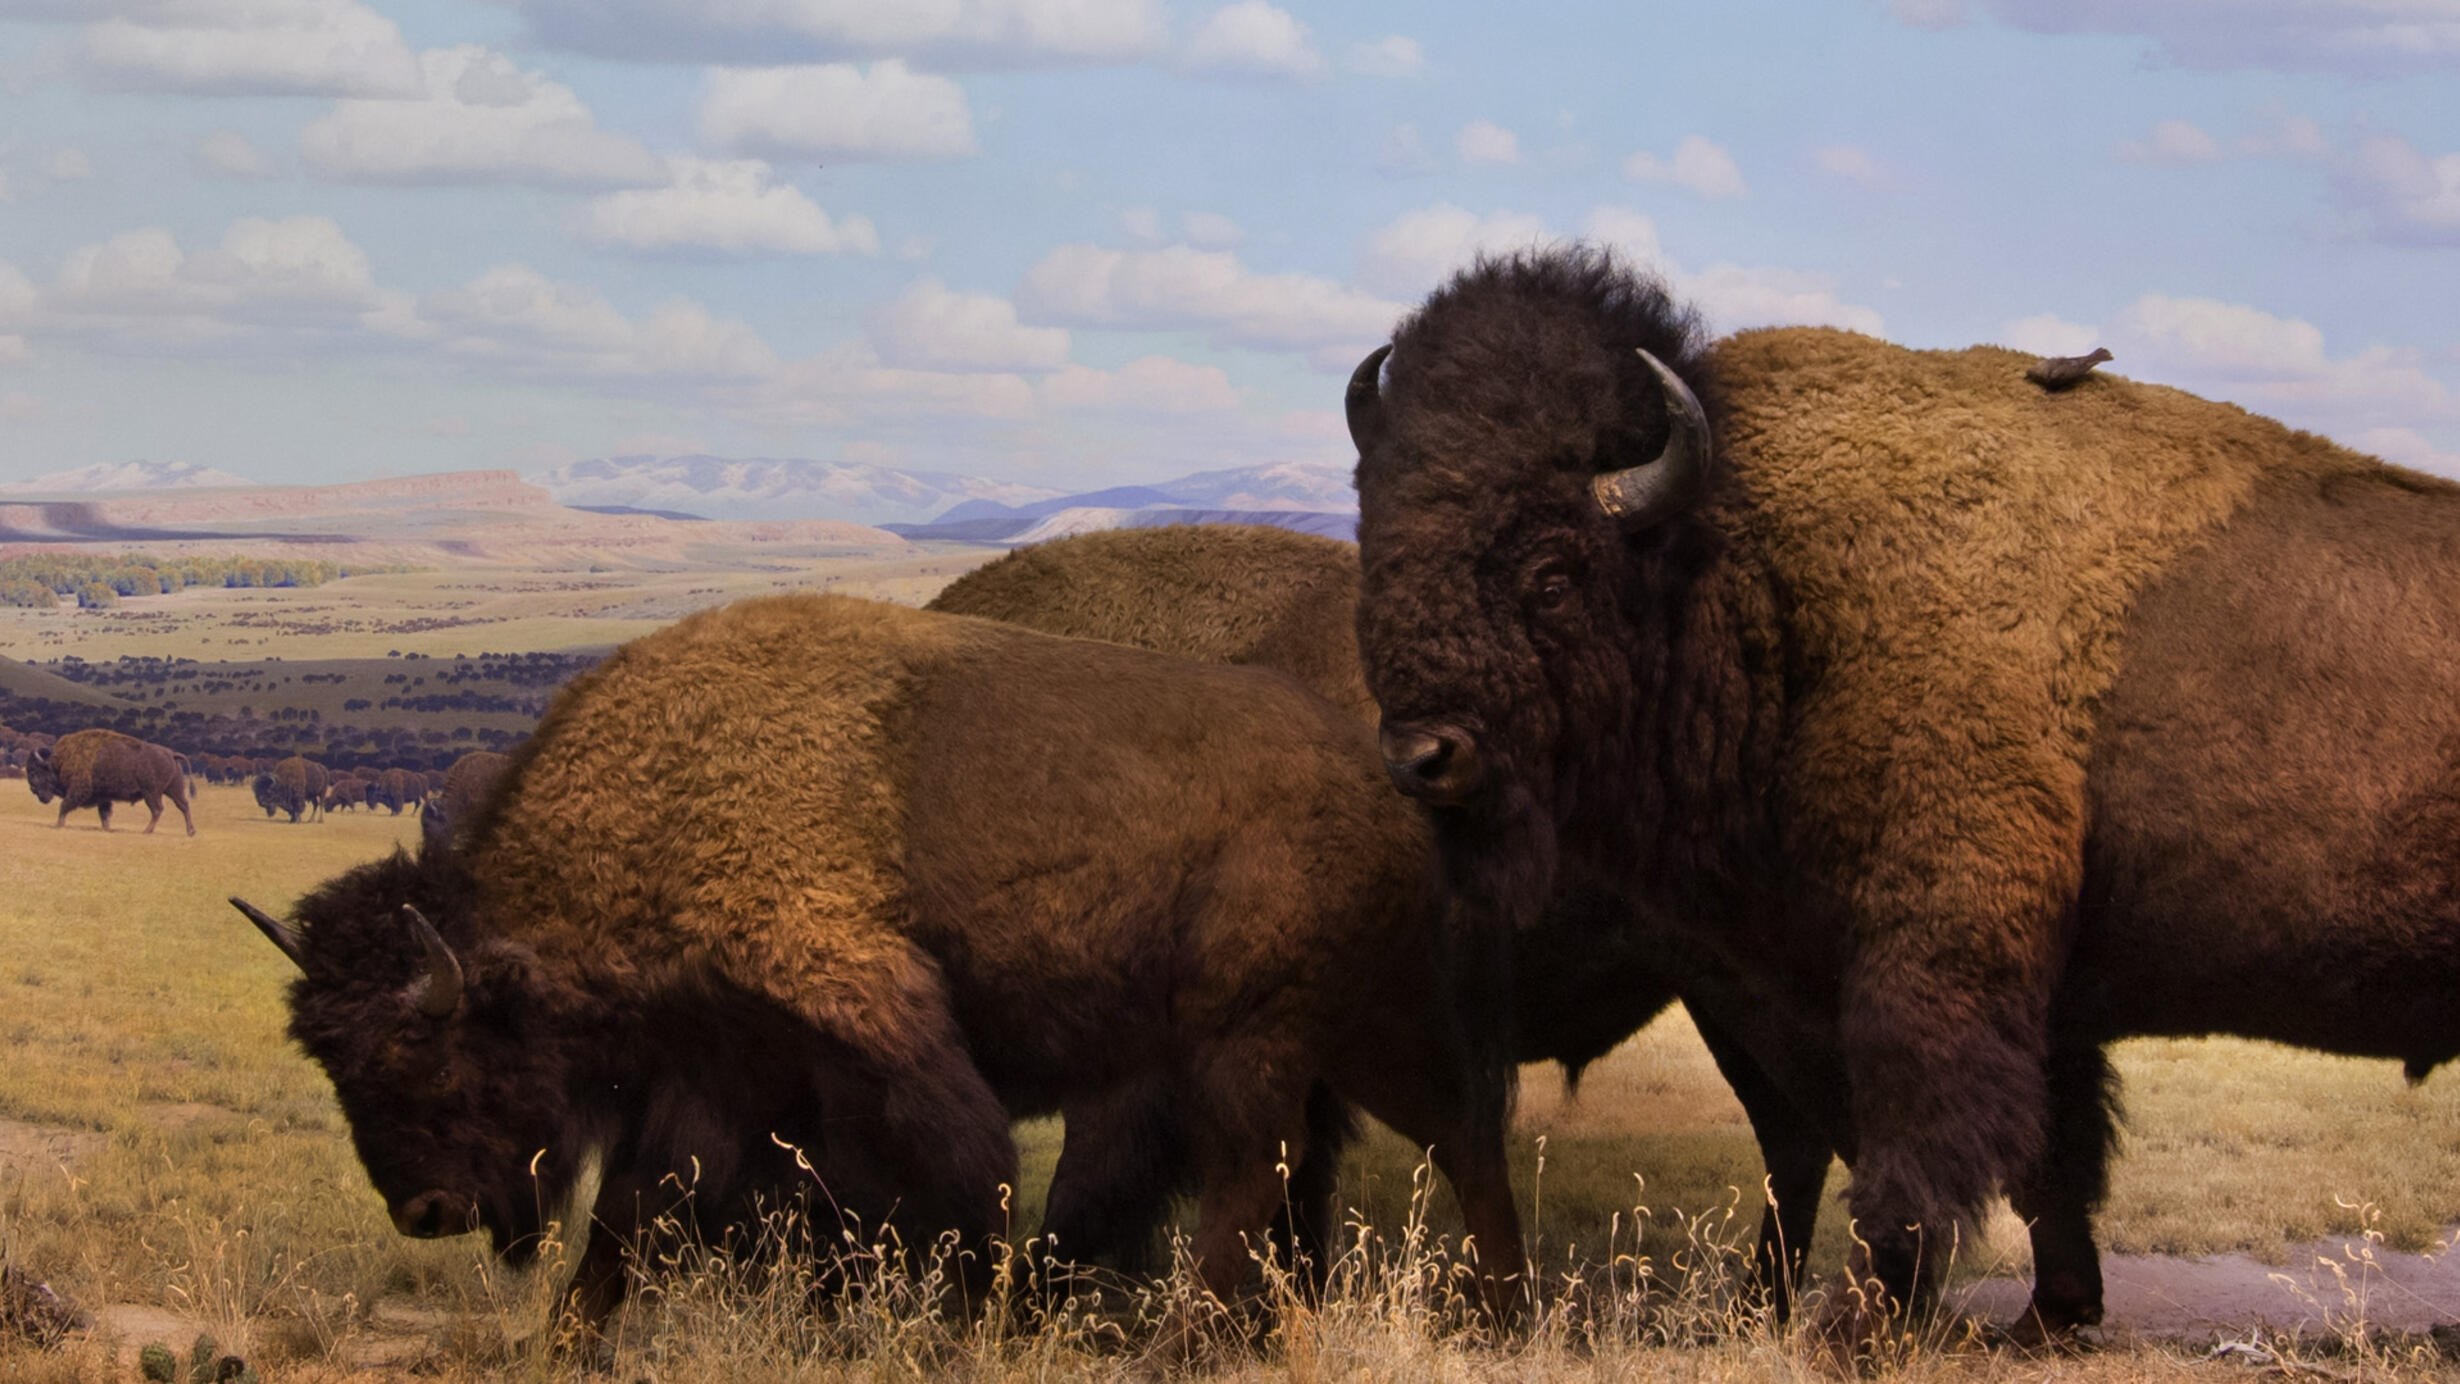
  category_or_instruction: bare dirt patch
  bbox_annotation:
[0,1117,103,1183]
[1957,1233,2460,1340]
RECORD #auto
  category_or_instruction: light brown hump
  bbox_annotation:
[1707,325,2419,871]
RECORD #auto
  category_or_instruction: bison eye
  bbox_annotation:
[1524,563,1577,612]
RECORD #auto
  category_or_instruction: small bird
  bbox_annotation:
[2027,347,2113,392]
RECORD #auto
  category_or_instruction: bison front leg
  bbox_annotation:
[2003,1043,2120,1347]
[1692,1010,1834,1320]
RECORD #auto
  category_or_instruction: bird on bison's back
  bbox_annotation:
[25,728,195,835]
[233,593,1523,1328]
[929,524,1836,1303]
[1346,244,2460,1343]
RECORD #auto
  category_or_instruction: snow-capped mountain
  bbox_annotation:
[0,460,256,494]
[531,455,1359,538]
[528,455,1066,526]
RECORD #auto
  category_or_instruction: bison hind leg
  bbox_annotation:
[2007,1044,2122,1339]
[1043,1077,1190,1277]
[1269,1082,1356,1297]
[141,791,164,834]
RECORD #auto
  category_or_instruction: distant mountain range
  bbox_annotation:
[0,460,255,494]
[529,455,1067,527]
[533,454,1359,543]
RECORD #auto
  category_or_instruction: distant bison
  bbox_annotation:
[419,751,510,855]
[26,728,195,835]
[930,526,1833,1297]
[237,595,1522,1325]
[374,767,423,816]
[253,756,328,823]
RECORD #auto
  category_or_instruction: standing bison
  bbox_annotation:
[253,756,328,823]
[931,526,1836,1295]
[235,595,1521,1323]
[1346,246,2460,1338]
[418,751,510,856]
[374,767,423,816]
[25,728,195,835]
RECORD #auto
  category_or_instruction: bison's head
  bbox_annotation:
[1349,248,1717,915]
[233,855,601,1262]
[25,748,59,803]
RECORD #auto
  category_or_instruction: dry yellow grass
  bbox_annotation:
[2,717,2457,1379]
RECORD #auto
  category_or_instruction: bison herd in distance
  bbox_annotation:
[13,726,507,839]
[22,245,2460,1364]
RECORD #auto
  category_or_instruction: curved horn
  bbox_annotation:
[1590,348,1712,529]
[231,897,307,971]
[400,904,464,1019]
[1345,345,1392,457]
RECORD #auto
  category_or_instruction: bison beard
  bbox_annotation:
[1349,245,2460,1341]
[241,594,1524,1327]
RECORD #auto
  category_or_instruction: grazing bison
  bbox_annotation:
[235,594,1522,1324]
[253,755,328,823]
[931,527,1836,1296]
[1345,246,2460,1338]
[25,728,195,835]
[419,751,510,856]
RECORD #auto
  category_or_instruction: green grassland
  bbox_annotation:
[2,558,2457,1380]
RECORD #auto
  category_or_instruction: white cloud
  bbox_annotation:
[1377,123,1437,177]
[195,129,273,179]
[79,0,421,98]
[1017,243,1403,353]
[1358,204,1550,298]
[1348,34,1426,77]
[301,46,665,188]
[421,264,781,382]
[2015,295,2458,448]
[1814,144,1885,183]
[2116,118,2223,163]
[0,391,38,418]
[1184,1,1323,78]
[866,279,1069,372]
[1456,121,1522,167]
[699,61,978,162]
[1041,355,1242,413]
[2239,113,2330,158]
[2334,133,2460,244]
[503,0,1168,69]
[575,157,879,257]
[1119,206,1164,244]
[1684,263,1886,336]
[33,216,406,348]
[1623,135,1747,200]
[49,148,93,181]
[1894,0,2460,76]
[1182,211,1244,249]
[2000,312,2103,357]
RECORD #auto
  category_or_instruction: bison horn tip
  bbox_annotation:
[231,897,307,971]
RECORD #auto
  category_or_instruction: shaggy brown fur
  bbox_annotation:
[933,525,1375,721]
[373,767,423,815]
[931,525,1836,1298]
[26,728,194,834]
[254,595,1521,1323]
[254,756,328,823]
[1349,246,2430,1332]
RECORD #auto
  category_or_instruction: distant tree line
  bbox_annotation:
[0,551,415,607]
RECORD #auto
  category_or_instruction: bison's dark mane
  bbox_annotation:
[1361,247,1772,929]
[1367,246,1719,495]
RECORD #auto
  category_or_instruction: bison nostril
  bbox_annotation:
[393,1190,471,1239]
[1379,724,1482,802]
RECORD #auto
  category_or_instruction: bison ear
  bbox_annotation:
[231,897,308,971]
[1345,345,1392,458]
[1590,348,1711,530]
[401,905,464,1020]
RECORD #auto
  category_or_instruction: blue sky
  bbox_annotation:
[0,0,2453,490]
